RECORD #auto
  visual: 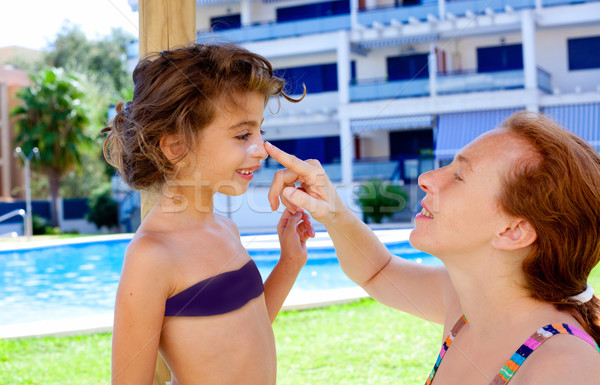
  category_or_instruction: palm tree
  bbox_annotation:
[11,67,92,227]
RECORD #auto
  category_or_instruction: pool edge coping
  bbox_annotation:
[0,228,413,339]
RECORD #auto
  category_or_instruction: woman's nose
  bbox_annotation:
[418,169,435,194]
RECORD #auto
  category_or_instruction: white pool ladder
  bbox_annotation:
[0,209,26,238]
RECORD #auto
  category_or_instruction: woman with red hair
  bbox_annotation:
[266,111,600,384]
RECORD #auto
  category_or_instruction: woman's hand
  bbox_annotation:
[265,141,349,225]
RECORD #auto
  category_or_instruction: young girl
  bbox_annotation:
[266,111,600,384]
[103,43,313,385]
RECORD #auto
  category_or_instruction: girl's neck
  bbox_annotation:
[156,182,215,220]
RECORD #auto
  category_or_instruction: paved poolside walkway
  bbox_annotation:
[0,286,370,339]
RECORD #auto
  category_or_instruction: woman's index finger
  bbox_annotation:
[265,142,313,176]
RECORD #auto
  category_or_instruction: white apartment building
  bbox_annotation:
[124,0,600,230]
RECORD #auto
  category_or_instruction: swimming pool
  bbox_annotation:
[0,230,440,326]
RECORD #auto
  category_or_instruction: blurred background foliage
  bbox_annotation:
[8,22,134,203]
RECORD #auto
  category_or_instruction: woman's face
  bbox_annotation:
[410,128,530,261]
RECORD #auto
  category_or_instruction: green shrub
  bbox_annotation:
[355,178,408,224]
[28,214,64,235]
[86,185,118,230]
[31,214,48,235]
[43,225,62,235]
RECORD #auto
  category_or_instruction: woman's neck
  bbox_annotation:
[444,249,565,338]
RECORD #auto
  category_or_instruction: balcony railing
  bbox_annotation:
[197,14,351,43]
[437,69,526,94]
[445,0,535,16]
[350,77,430,101]
[349,67,552,101]
[537,67,552,94]
[356,0,597,26]
[358,2,439,25]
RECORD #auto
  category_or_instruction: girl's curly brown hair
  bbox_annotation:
[103,42,302,190]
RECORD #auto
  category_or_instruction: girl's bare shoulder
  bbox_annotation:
[123,230,180,277]
[214,213,240,237]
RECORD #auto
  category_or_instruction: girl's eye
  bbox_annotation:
[453,173,463,182]
[236,130,265,141]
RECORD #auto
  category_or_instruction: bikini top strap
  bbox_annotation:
[490,323,600,385]
[424,315,468,385]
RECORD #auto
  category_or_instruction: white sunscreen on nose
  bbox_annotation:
[246,143,257,154]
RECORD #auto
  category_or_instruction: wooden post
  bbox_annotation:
[137,1,196,384]
[139,0,196,220]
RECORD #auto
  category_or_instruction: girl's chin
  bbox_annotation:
[216,184,247,196]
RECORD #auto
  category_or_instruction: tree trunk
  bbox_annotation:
[48,169,61,228]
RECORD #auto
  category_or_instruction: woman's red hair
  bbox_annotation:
[498,111,600,344]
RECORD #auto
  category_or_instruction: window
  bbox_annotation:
[277,0,350,23]
[210,14,241,31]
[389,129,433,158]
[477,44,523,72]
[387,54,429,81]
[568,36,600,71]
[268,137,340,164]
[275,62,355,95]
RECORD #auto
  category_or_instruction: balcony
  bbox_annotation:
[357,1,439,26]
[183,0,600,45]
[445,0,535,16]
[357,0,599,27]
[437,68,552,94]
[349,67,552,101]
[350,77,430,101]
[437,69,527,94]
[197,14,351,44]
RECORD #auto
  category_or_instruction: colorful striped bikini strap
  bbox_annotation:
[424,314,468,385]
[490,323,600,384]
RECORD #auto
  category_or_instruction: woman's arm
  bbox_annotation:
[265,142,456,324]
[111,237,172,385]
[325,208,454,324]
[263,209,313,322]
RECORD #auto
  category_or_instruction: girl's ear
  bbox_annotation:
[159,134,185,164]
[492,218,537,251]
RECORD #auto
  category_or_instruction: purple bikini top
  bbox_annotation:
[164,259,264,317]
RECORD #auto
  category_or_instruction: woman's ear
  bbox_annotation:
[492,218,537,251]
[159,134,185,164]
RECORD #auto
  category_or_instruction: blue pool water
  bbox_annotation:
[0,234,440,326]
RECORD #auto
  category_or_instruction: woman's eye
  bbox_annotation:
[260,129,265,136]
[453,173,463,182]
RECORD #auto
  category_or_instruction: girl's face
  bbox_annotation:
[409,128,529,262]
[188,91,268,196]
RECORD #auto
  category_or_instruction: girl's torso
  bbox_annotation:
[142,212,276,385]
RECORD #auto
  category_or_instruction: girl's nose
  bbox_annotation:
[248,140,268,160]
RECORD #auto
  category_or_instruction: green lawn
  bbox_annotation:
[1,265,598,385]
[0,299,439,385]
